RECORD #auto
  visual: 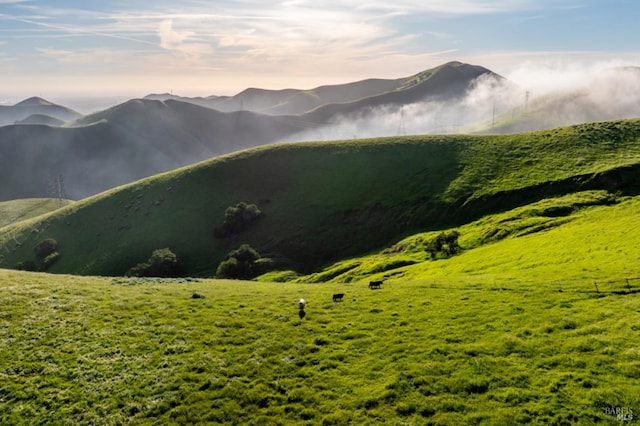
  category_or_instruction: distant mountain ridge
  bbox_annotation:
[0,97,81,126]
[2,62,494,201]
[3,61,640,202]
[141,61,495,117]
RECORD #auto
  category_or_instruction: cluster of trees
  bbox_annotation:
[426,231,461,259]
[122,202,266,279]
[15,238,60,272]
[216,244,263,279]
[126,248,184,277]
[214,202,264,238]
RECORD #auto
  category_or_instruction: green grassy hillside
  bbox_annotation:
[0,198,73,228]
[295,191,640,285]
[1,119,640,278]
[1,268,639,424]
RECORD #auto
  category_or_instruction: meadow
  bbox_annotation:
[1,266,639,425]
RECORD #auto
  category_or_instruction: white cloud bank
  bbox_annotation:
[278,61,640,142]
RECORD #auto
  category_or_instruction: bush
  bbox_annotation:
[216,257,242,279]
[15,260,38,271]
[214,202,263,238]
[216,244,261,279]
[126,248,184,277]
[16,239,61,272]
[426,230,461,259]
[42,252,60,270]
[34,238,58,259]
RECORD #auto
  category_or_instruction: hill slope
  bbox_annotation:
[1,118,639,277]
[0,198,73,228]
[296,190,640,284]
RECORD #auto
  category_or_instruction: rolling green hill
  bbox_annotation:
[1,118,639,279]
[2,117,640,424]
[296,190,640,285]
[0,198,73,228]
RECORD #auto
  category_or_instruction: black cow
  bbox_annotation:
[332,293,345,302]
[369,280,383,289]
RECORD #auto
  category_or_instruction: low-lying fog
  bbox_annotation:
[280,61,640,141]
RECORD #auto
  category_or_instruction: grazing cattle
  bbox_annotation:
[332,293,345,302]
[369,280,383,289]
[298,298,307,310]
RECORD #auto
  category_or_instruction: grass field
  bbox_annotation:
[1,268,639,425]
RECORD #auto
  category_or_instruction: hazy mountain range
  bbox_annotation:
[0,96,81,127]
[1,61,640,201]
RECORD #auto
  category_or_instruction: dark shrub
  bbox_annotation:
[15,260,38,271]
[216,257,241,278]
[42,252,60,270]
[426,230,461,259]
[216,244,261,279]
[126,248,184,277]
[214,202,263,238]
[34,238,58,259]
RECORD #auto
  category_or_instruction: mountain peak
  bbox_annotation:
[15,96,55,107]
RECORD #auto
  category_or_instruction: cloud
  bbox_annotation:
[504,58,640,95]
[277,60,640,142]
[157,19,193,49]
[156,19,213,59]
[352,0,578,15]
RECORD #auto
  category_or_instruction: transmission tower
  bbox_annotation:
[397,107,406,136]
[54,175,67,207]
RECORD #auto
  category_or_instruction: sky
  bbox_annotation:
[1,0,639,111]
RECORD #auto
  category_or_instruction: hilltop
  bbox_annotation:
[1,118,639,278]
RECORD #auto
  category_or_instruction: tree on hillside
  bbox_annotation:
[426,231,461,259]
[34,238,58,259]
[216,244,261,279]
[126,247,184,277]
[15,238,60,272]
[214,202,264,238]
